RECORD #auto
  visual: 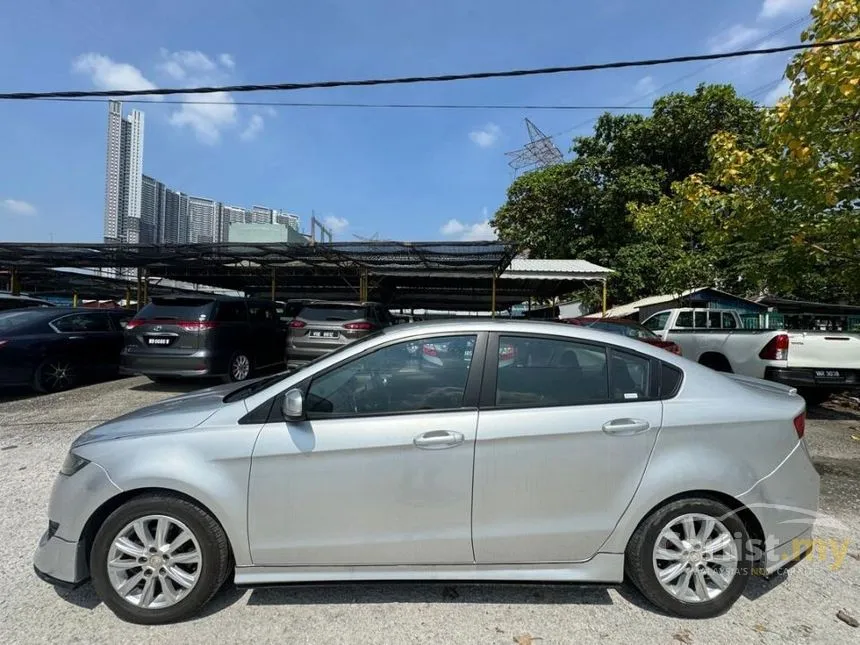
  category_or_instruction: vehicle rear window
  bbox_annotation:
[138,298,216,321]
[299,305,366,322]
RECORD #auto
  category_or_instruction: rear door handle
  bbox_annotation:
[602,418,651,435]
[414,430,465,450]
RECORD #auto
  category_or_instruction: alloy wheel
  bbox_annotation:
[231,354,251,381]
[652,512,739,603]
[106,514,202,610]
[41,360,74,392]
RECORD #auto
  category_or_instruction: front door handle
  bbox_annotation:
[414,430,465,450]
[602,418,651,435]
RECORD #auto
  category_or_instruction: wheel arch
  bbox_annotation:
[698,352,733,373]
[80,487,236,571]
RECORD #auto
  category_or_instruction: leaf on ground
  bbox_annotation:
[836,610,859,628]
[752,624,769,633]
[513,634,543,645]
[673,629,694,644]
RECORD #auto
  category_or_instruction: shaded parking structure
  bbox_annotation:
[0,241,612,314]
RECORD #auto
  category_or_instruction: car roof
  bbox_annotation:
[300,300,382,307]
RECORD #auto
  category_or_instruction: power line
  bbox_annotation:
[544,16,811,142]
[1,37,856,101]
[38,97,657,110]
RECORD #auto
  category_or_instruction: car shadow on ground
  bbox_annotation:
[807,403,860,422]
[128,380,213,394]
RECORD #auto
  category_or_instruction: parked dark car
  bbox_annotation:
[120,296,286,383]
[0,307,131,393]
[0,293,56,312]
[562,317,683,356]
[287,301,394,366]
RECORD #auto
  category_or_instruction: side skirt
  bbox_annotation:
[234,553,624,586]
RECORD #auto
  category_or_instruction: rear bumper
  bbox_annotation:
[120,350,226,378]
[765,366,860,390]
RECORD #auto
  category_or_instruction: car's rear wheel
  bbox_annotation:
[32,357,78,393]
[625,497,751,618]
[224,352,252,383]
[90,494,231,624]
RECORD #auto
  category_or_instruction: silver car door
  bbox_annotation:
[248,332,486,566]
[472,333,662,564]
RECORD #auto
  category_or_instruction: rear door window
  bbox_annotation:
[300,305,366,322]
[51,313,111,333]
[215,301,247,323]
[694,311,708,328]
[674,311,693,328]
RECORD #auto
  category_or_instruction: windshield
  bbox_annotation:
[590,320,657,340]
[0,309,48,332]
[223,329,386,401]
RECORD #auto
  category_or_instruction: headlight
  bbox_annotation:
[59,452,90,476]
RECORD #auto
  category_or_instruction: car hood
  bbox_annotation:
[72,381,243,448]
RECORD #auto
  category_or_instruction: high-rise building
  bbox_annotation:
[104,101,144,244]
[247,206,274,225]
[220,205,247,242]
[140,175,165,244]
[275,212,300,231]
[161,189,189,244]
[187,196,219,243]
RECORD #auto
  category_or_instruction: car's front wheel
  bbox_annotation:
[625,497,752,618]
[90,494,231,624]
[33,357,78,393]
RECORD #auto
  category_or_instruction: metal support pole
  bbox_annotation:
[602,278,608,317]
[72,291,79,308]
[10,268,20,296]
[271,268,276,302]
[491,273,497,318]
[136,268,143,312]
[359,267,368,301]
[125,287,131,309]
[142,268,148,306]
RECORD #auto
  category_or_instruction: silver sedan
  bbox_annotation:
[34,319,820,623]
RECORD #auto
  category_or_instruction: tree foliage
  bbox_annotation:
[632,0,859,301]
[492,85,763,305]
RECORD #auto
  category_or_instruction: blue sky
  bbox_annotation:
[0,0,812,243]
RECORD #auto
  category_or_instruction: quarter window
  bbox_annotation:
[306,335,477,417]
[609,350,650,402]
[495,336,609,407]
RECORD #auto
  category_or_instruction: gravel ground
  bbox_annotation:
[1,377,859,644]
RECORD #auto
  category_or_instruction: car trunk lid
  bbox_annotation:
[786,331,860,370]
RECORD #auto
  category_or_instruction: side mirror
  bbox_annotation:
[281,388,305,420]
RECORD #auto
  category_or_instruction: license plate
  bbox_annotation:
[309,330,338,338]
[815,370,841,378]
[146,337,172,346]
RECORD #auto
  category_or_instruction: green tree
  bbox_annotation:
[493,85,763,306]
[633,0,859,301]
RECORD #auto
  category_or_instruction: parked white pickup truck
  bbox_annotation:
[641,307,860,404]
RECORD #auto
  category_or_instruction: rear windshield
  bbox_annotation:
[299,304,366,322]
[138,298,216,321]
[0,309,49,332]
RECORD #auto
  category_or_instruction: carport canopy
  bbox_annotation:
[0,242,613,313]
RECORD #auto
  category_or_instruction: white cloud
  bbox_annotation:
[169,91,238,145]
[158,49,218,80]
[708,24,765,53]
[219,53,236,69]
[634,75,657,96]
[759,0,812,20]
[72,53,160,97]
[324,216,349,234]
[765,78,792,104]
[1,199,37,215]
[469,123,501,148]
[440,218,496,241]
[240,114,265,142]
[261,106,277,118]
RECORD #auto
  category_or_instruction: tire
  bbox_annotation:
[90,494,231,624]
[223,352,252,383]
[32,357,78,393]
[625,497,751,619]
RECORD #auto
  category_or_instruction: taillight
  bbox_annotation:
[423,344,438,357]
[759,334,789,360]
[343,322,376,331]
[178,321,218,332]
[289,320,306,329]
[126,319,145,330]
[666,343,682,356]
[793,412,805,439]
[0,340,7,348]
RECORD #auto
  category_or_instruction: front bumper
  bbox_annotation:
[765,366,860,390]
[34,529,88,588]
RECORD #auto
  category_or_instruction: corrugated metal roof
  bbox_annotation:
[501,259,612,280]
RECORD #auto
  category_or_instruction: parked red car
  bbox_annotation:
[561,317,683,356]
